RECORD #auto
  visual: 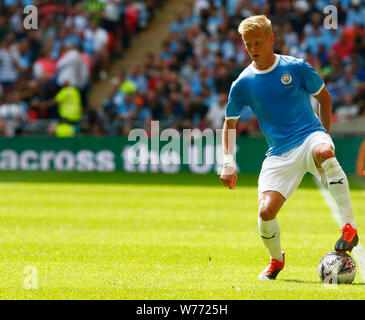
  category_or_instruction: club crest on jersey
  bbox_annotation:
[281,73,292,85]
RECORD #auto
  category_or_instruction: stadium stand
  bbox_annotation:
[0,0,164,136]
[0,0,364,137]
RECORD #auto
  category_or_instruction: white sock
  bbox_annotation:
[321,157,356,229]
[258,217,283,262]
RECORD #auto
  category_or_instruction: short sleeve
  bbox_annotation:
[225,80,245,119]
[298,59,325,96]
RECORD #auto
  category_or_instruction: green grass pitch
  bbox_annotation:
[0,171,364,299]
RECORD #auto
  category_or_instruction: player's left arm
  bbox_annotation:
[313,86,332,134]
[298,59,332,134]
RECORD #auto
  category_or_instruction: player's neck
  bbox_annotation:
[253,53,276,71]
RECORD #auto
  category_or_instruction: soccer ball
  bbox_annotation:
[318,251,356,284]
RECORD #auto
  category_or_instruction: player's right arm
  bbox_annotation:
[220,79,245,190]
[220,118,238,189]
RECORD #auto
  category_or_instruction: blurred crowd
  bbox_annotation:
[0,0,162,136]
[0,0,365,137]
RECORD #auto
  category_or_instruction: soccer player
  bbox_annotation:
[220,15,359,280]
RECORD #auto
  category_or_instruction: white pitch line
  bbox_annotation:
[314,178,365,281]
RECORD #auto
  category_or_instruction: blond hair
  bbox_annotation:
[238,15,272,38]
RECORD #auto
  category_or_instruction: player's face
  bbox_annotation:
[242,29,274,67]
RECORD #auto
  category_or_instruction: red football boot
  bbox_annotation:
[258,252,285,280]
[335,223,359,252]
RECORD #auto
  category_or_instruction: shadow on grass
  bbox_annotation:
[0,170,363,189]
[280,279,365,286]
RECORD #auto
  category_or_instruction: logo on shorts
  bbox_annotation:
[329,178,344,185]
[281,73,292,85]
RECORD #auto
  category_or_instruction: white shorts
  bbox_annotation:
[258,131,334,200]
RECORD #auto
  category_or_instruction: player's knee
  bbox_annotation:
[258,207,277,221]
[313,146,335,165]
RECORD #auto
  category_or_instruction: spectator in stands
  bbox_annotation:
[332,30,354,61]
[38,13,58,42]
[83,19,109,80]
[183,93,208,129]
[205,92,227,129]
[24,79,58,120]
[305,25,324,54]
[102,0,121,35]
[289,31,308,59]
[317,44,329,67]
[120,0,140,49]
[39,80,83,131]
[80,106,104,136]
[0,33,26,92]
[194,0,210,16]
[56,41,83,88]
[227,57,243,83]
[336,67,359,107]
[352,24,365,61]
[12,38,32,71]
[321,27,341,52]
[164,71,182,96]
[77,44,93,109]
[104,75,127,115]
[197,45,217,70]
[290,1,309,33]
[325,78,341,111]
[206,5,224,36]
[214,65,231,94]
[32,47,57,81]
[117,92,137,120]
[135,95,152,124]
[84,0,105,22]
[325,50,345,82]
[161,98,179,125]
[0,90,28,137]
[169,91,184,119]
[127,66,148,94]
[180,57,199,86]
[270,0,291,27]
[0,16,10,43]
[169,12,185,35]
[345,0,365,27]
[54,81,83,124]
[220,29,237,61]
[146,89,163,120]
[7,6,23,36]
[51,27,69,60]
[160,40,173,62]
[182,3,201,30]
[282,21,298,48]
[190,67,215,96]
[65,3,89,34]
[350,59,365,83]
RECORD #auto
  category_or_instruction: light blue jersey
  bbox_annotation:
[225,54,326,157]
